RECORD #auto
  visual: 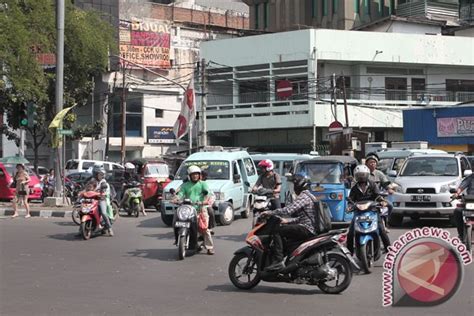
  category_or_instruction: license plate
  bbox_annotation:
[411,195,431,202]
[463,210,474,217]
[465,203,474,210]
[175,221,190,228]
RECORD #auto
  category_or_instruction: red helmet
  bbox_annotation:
[257,159,274,172]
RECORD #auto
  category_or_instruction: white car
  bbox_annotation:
[389,154,472,226]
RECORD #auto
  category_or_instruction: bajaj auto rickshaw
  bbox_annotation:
[290,156,358,223]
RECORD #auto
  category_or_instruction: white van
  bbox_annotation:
[65,159,124,175]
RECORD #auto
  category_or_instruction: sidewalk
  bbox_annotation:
[0,202,73,218]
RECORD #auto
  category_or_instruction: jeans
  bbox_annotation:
[99,200,112,229]
[453,208,464,240]
[346,213,390,254]
[272,224,312,262]
[269,198,281,211]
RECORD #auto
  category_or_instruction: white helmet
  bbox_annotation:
[125,162,135,170]
[187,165,201,175]
[354,164,370,183]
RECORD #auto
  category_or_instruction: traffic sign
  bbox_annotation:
[58,129,73,135]
[328,121,343,132]
[276,80,293,99]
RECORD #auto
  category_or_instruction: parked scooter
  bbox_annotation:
[251,187,274,227]
[122,181,144,217]
[450,190,474,252]
[347,198,385,274]
[228,214,357,294]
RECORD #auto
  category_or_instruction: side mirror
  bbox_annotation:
[388,170,397,177]
[244,181,250,187]
[449,186,457,194]
[233,174,241,182]
[464,170,473,177]
[169,175,175,180]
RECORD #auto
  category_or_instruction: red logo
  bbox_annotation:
[397,241,462,305]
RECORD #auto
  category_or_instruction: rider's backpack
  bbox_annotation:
[303,191,332,234]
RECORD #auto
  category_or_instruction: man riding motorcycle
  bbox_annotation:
[172,165,215,255]
[261,174,317,271]
[119,162,146,216]
[346,165,390,255]
[252,159,282,210]
[453,172,474,241]
[86,166,114,236]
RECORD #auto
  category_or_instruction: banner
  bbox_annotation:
[119,19,171,69]
[48,106,74,148]
[173,78,195,140]
[437,116,474,138]
[147,126,175,144]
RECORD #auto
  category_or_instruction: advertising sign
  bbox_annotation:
[437,116,474,137]
[147,126,175,144]
[119,19,171,69]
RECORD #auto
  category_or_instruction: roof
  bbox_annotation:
[302,155,359,165]
[251,153,315,161]
[353,15,446,31]
[186,151,251,160]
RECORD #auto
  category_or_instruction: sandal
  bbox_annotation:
[11,214,19,218]
[25,214,31,218]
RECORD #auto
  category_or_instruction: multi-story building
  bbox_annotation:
[243,0,462,32]
[200,29,474,153]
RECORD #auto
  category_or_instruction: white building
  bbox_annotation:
[200,29,474,152]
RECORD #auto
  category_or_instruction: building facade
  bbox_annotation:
[200,29,474,153]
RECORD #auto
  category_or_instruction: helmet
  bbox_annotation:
[354,164,370,183]
[293,173,310,194]
[257,159,274,172]
[365,152,379,163]
[187,165,201,175]
[124,162,135,170]
[92,165,106,177]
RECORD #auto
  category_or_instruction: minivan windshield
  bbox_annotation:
[144,164,169,177]
[400,157,458,176]
[296,163,343,184]
[176,161,230,180]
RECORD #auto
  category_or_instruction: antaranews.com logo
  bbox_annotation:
[382,227,472,307]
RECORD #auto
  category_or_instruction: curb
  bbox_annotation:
[0,208,72,218]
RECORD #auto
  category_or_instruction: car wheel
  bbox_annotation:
[388,213,403,227]
[218,203,234,226]
[161,211,173,227]
[240,199,251,219]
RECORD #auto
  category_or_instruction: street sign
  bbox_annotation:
[328,121,343,132]
[276,80,293,99]
[58,129,73,135]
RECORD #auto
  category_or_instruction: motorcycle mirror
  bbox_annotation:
[169,188,176,195]
[169,175,175,180]
[449,186,457,194]
[244,181,251,187]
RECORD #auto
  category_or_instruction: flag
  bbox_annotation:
[173,78,195,140]
[48,106,74,148]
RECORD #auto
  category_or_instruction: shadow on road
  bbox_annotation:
[143,231,175,240]
[213,233,247,243]
[206,283,323,295]
[53,221,78,227]
[47,232,82,241]
[389,218,453,230]
[136,216,168,228]
[126,248,185,262]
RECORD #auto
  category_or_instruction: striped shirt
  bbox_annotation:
[273,190,316,235]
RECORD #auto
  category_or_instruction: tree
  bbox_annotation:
[0,0,116,171]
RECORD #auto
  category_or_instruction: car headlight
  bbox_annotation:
[164,192,173,200]
[214,192,224,200]
[394,183,403,193]
[177,206,194,221]
[34,183,42,188]
[440,181,457,193]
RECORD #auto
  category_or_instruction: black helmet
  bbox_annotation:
[293,173,310,195]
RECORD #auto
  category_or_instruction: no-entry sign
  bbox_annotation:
[276,80,293,99]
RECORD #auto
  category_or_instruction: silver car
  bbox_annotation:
[389,154,472,226]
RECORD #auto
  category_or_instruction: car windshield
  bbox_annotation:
[400,157,458,176]
[377,158,392,174]
[144,164,169,177]
[296,163,343,184]
[176,160,230,180]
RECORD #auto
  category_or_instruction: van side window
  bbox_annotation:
[461,158,468,175]
[66,160,78,170]
[112,164,122,170]
[0,168,4,176]
[104,163,112,171]
[243,158,256,176]
[283,161,293,174]
[273,161,281,172]
[232,161,239,176]
[82,162,95,170]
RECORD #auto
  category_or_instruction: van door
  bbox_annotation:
[231,161,244,209]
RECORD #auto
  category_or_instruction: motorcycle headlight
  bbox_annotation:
[177,205,194,221]
[355,202,372,211]
[81,205,92,214]
[214,192,224,200]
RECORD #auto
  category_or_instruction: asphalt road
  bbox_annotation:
[1,212,473,316]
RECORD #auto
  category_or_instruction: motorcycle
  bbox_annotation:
[451,191,474,252]
[347,199,385,274]
[228,214,357,294]
[78,190,108,240]
[122,181,143,217]
[251,187,274,227]
[173,197,199,261]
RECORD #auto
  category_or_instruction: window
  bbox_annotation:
[461,158,469,176]
[323,0,328,16]
[283,161,293,174]
[244,158,256,176]
[364,0,370,16]
[264,2,268,29]
[155,109,163,118]
[389,0,395,15]
[333,0,338,14]
[312,0,317,18]
[112,91,143,137]
[385,77,407,100]
[379,0,384,14]
[354,0,360,14]
[82,162,96,170]
[255,4,259,29]
[411,78,426,101]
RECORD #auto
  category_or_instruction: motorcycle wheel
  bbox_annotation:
[465,225,472,252]
[358,240,374,274]
[133,204,140,218]
[228,252,260,290]
[81,220,93,240]
[112,201,120,221]
[72,209,81,225]
[178,235,186,260]
[317,253,353,294]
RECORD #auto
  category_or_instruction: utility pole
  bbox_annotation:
[105,72,117,161]
[332,73,337,120]
[91,79,95,159]
[120,63,127,165]
[19,128,25,157]
[342,76,349,128]
[54,0,65,199]
[201,58,208,147]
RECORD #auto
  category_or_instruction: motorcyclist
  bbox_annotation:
[172,165,215,255]
[261,174,317,271]
[252,159,282,210]
[365,153,394,230]
[453,172,474,241]
[86,166,114,236]
[346,165,391,255]
[119,162,146,216]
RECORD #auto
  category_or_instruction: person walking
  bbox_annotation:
[11,164,31,218]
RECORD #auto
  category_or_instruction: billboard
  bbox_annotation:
[119,19,171,69]
[437,116,474,137]
[147,126,175,144]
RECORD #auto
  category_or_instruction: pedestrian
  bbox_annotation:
[11,164,31,218]
[46,168,56,196]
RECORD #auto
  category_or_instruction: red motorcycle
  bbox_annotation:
[79,191,106,240]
